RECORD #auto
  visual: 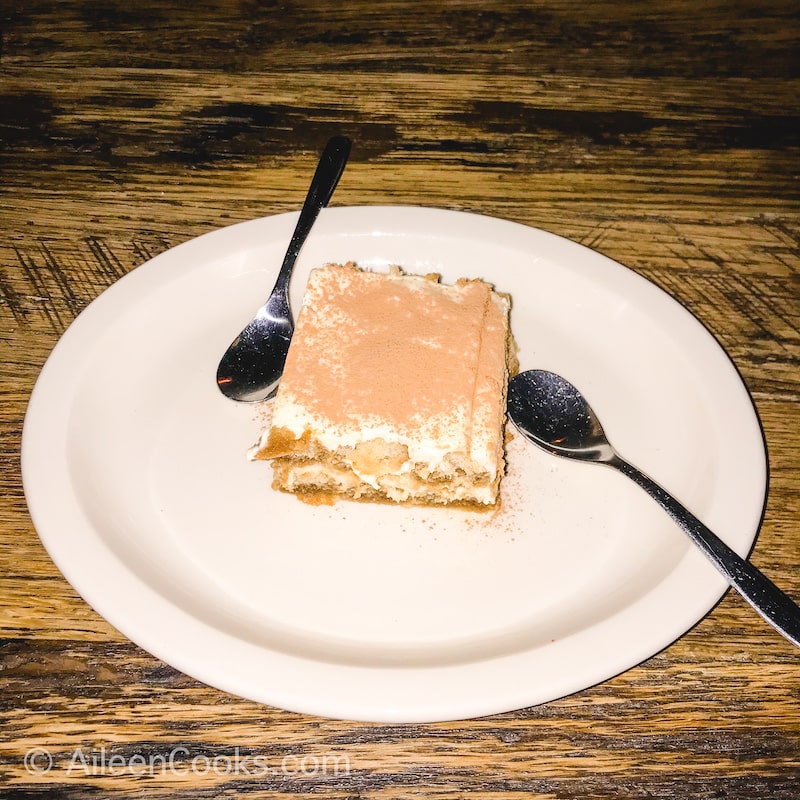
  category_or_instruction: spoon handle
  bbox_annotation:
[272,135,352,297]
[612,456,800,647]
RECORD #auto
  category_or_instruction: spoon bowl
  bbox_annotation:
[507,369,800,647]
[507,368,613,461]
[216,135,351,402]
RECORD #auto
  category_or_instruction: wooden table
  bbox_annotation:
[2,2,798,797]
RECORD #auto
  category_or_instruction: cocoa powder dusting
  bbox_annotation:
[278,264,502,442]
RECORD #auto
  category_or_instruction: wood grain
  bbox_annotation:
[1,1,798,798]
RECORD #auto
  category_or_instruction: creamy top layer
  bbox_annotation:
[266,263,509,472]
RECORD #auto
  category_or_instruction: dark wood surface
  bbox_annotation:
[1,2,798,797]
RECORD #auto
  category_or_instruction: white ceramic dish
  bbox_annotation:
[22,206,767,722]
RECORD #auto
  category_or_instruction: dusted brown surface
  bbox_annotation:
[273,265,506,435]
[1,1,799,798]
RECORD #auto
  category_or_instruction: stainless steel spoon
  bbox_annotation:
[216,135,351,402]
[507,368,800,647]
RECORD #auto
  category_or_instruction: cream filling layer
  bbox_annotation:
[264,401,499,478]
[276,461,498,505]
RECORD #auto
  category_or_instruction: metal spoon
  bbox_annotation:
[507,368,800,647]
[216,135,352,402]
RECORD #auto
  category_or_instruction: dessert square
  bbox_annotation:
[249,262,514,507]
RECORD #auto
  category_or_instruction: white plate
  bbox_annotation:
[22,207,767,723]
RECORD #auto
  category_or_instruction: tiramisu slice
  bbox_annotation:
[249,263,514,507]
